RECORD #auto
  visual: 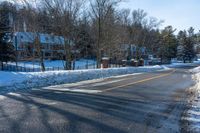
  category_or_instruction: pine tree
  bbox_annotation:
[0,32,15,70]
[182,38,195,63]
[178,28,196,63]
[177,30,186,61]
[177,28,196,63]
[159,26,177,63]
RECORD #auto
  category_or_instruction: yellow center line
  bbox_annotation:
[102,69,176,92]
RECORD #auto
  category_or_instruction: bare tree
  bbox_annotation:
[89,0,122,68]
[42,0,84,70]
[20,0,46,71]
[129,9,163,59]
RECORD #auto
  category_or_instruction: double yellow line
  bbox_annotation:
[102,69,176,92]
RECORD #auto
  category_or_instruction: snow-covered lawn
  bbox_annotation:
[0,65,164,90]
[7,59,96,70]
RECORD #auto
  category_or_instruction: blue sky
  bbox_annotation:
[1,0,199,33]
[120,0,200,33]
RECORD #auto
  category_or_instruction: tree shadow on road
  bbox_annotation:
[0,87,187,133]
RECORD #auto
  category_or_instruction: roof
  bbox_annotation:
[14,32,65,45]
[40,33,64,45]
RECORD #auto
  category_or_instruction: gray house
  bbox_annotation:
[120,44,147,60]
[13,32,66,60]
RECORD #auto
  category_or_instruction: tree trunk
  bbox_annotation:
[0,61,3,70]
[96,11,102,69]
[40,51,45,72]
[73,59,75,70]
[64,41,72,70]
[96,50,101,68]
[183,59,186,63]
[66,59,72,70]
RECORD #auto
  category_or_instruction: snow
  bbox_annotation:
[167,63,197,67]
[182,66,200,132]
[163,61,200,69]
[7,59,96,70]
[0,65,164,90]
[102,57,109,60]
[42,87,102,94]
[74,59,96,69]
[7,60,200,71]
[190,66,200,73]
[0,61,199,93]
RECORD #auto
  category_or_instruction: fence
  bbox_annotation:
[2,64,64,72]
[1,63,98,72]
[1,60,152,72]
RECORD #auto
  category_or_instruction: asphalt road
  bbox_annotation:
[0,65,199,133]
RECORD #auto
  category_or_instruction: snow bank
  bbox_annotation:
[182,66,200,132]
[0,65,164,90]
[166,62,199,68]
[190,66,200,73]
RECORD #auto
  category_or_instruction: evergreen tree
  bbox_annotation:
[177,28,196,63]
[159,26,177,63]
[182,27,195,62]
[177,30,186,60]
[0,32,15,70]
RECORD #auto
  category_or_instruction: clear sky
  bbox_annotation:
[120,0,200,33]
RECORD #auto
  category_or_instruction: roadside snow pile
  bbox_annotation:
[182,66,200,132]
[166,62,200,68]
[190,66,200,73]
[0,65,164,90]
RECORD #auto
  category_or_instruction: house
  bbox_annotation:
[120,44,147,60]
[13,32,68,60]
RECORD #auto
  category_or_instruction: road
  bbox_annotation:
[0,65,198,133]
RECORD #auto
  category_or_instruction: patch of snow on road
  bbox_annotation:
[42,85,102,94]
[112,73,142,78]
[50,88,102,94]
[89,79,128,87]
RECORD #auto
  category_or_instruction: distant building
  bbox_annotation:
[12,32,74,60]
[120,44,148,60]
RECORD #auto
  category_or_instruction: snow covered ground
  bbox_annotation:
[182,66,200,132]
[0,65,164,91]
[6,59,200,71]
[7,59,96,70]
[0,61,200,93]
[166,61,200,68]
